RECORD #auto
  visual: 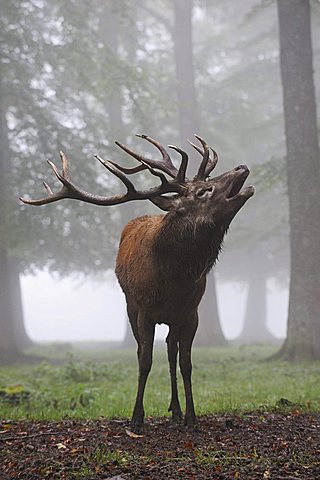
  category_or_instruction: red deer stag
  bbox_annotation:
[20,134,254,431]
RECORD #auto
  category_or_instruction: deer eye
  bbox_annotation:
[196,186,215,198]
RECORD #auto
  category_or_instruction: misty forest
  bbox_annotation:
[1,0,320,479]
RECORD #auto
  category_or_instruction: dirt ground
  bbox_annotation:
[1,412,319,479]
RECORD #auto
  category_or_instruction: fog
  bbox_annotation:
[21,272,287,343]
[1,0,319,361]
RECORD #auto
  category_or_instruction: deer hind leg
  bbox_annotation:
[166,328,183,422]
[179,312,199,429]
[131,311,155,433]
[127,301,139,344]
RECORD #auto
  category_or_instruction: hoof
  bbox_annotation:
[171,412,183,424]
[130,420,144,434]
[185,423,200,433]
[184,416,199,432]
[168,403,183,424]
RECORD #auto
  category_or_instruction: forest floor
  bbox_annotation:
[1,345,320,478]
[1,412,320,479]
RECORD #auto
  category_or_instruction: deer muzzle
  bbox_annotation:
[226,165,254,200]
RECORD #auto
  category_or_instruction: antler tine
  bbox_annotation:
[135,134,179,178]
[43,181,53,195]
[115,140,150,170]
[60,150,70,179]
[136,134,171,162]
[188,140,203,156]
[107,162,146,175]
[189,135,218,180]
[168,145,189,183]
[139,159,171,188]
[204,147,218,178]
[193,135,210,181]
[94,155,136,193]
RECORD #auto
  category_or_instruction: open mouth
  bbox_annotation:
[226,167,254,200]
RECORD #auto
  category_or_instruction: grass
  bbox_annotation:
[0,344,319,420]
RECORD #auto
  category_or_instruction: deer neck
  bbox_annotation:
[155,213,226,282]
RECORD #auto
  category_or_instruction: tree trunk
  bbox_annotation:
[276,0,320,360]
[173,0,226,347]
[98,0,123,137]
[237,265,275,344]
[0,249,19,361]
[196,274,226,346]
[10,258,33,349]
[173,0,199,152]
[0,69,31,362]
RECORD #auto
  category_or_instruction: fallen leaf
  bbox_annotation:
[125,429,143,438]
[184,440,194,450]
[70,448,81,454]
[55,443,67,449]
[0,424,12,431]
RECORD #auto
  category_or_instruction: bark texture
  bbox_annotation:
[0,249,18,360]
[173,0,199,155]
[277,0,320,360]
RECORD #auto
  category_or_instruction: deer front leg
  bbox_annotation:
[131,314,155,433]
[179,313,198,429]
[166,328,183,422]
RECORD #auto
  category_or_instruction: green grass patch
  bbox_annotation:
[0,344,319,420]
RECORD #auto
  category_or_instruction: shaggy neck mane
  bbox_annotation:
[154,212,227,282]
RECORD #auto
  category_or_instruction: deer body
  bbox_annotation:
[21,134,254,431]
[115,210,225,429]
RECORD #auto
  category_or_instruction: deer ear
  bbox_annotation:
[150,194,180,212]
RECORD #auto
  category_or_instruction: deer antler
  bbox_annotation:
[19,141,187,207]
[189,135,218,181]
[20,135,219,208]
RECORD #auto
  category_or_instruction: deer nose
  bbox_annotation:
[235,164,249,172]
